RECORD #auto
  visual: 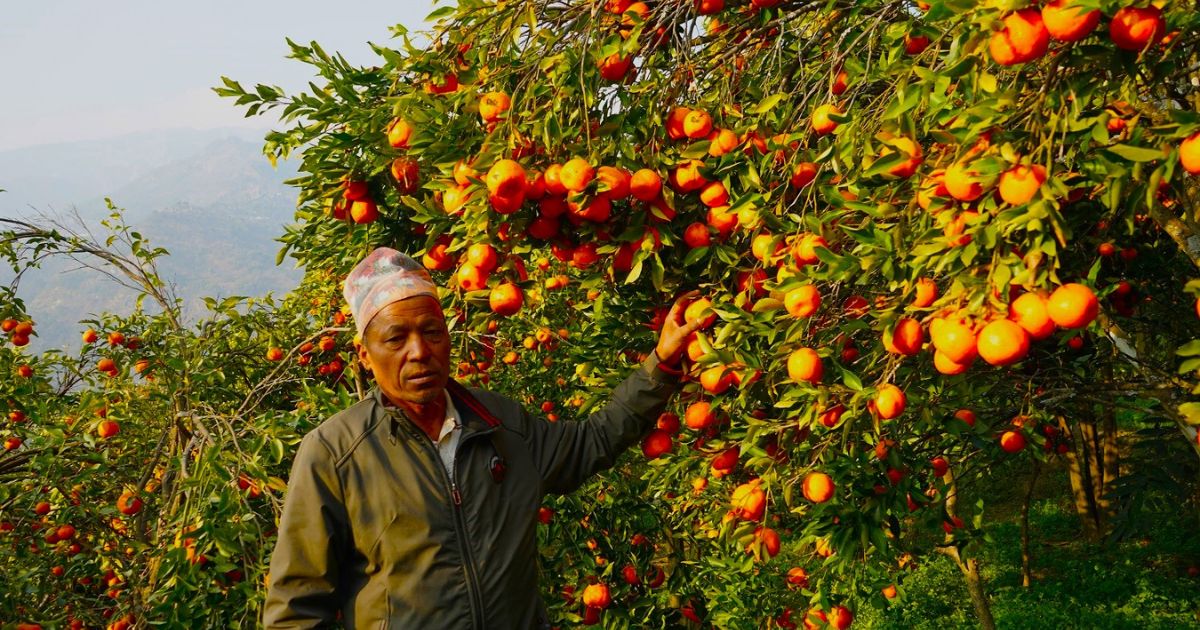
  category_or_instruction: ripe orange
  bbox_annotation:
[955,408,977,427]
[485,159,527,198]
[683,109,713,139]
[423,241,456,271]
[1041,0,1100,42]
[667,107,692,140]
[683,222,712,249]
[97,420,120,439]
[685,297,717,328]
[670,159,708,192]
[465,243,499,272]
[478,91,511,122]
[880,136,923,178]
[975,319,1031,366]
[998,164,1046,205]
[596,166,631,199]
[1110,6,1164,51]
[787,347,824,384]
[386,118,412,149]
[696,0,724,15]
[882,584,898,599]
[641,429,673,459]
[390,157,420,194]
[453,159,478,186]
[930,317,978,364]
[442,185,471,215]
[708,128,739,157]
[943,210,979,247]
[560,158,594,192]
[489,283,524,316]
[990,9,1049,65]
[783,286,820,318]
[874,384,906,419]
[685,401,716,430]
[790,162,818,189]
[891,318,925,355]
[117,492,143,516]
[1046,283,1099,329]
[912,277,938,308]
[827,606,854,630]
[1000,430,1026,453]
[543,163,567,195]
[97,358,116,373]
[791,232,828,266]
[349,200,378,224]
[904,34,931,55]
[699,181,728,207]
[707,205,738,237]
[456,263,489,292]
[831,68,849,95]
[934,350,971,375]
[582,583,611,609]
[699,365,734,394]
[630,168,663,200]
[944,160,986,201]
[750,234,781,262]
[731,480,766,521]
[1180,132,1200,175]
[266,347,284,362]
[1008,292,1055,339]
[567,193,612,222]
[811,104,841,135]
[802,472,835,503]
[598,53,633,81]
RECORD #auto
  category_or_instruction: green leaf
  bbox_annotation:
[1178,402,1200,425]
[1176,340,1200,357]
[1104,144,1166,163]
[750,93,785,115]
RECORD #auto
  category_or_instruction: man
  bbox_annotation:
[263,247,702,629]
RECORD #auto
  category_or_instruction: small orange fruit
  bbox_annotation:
[684,297,717,329]
[596,166,631,199]
[934,350,971,375]
[630,169,663,200]
[998,164,1047,205]
[685,401,716,430]
[1008,292,1055,340]
[1109,6,1164,51]
[683,109,713,139]
[784,285,821,318]
[811,104,841,135]
[802,472,835,503]
[790,162,818,189]
[787,347,823,384]
[944,161,987,202]
[559,158,594,192]
[478,91,511,123]
[699,366,734,395]
[1041,0,1100,42]
[912,277,938,308]
[930,317,978,364]
[891,318,925,356]
[667,107,692,140]
[699,181,728,207]
[485,159,527,199]
[1000,430,1026,453]
[670,159,708,193]
[874,384,906,419]
[1180,132,1200,175]
[1046,283,1099,329]
[386,118,412,149]
[489,283,524,316]
[975,319,1031,366]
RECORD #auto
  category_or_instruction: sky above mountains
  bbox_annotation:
[0,0,430,151]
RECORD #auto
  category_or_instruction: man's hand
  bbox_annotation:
[655,291,708,366]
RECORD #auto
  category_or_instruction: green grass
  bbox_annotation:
[855,461,1200,629]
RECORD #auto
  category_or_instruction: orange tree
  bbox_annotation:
[211,0,1200,627]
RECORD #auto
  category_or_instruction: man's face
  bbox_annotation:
[357,296,451,407]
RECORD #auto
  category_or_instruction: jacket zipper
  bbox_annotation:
[398,416,492,629]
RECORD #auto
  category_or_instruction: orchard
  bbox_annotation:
[4,0,1200,628]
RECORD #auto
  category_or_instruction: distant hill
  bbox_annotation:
[0,128,304,353]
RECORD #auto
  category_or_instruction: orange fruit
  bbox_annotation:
[811,104,841,135]
[683,109,713,139]
[97,420,120,439]
[831,68,849,95]
[998,164,1046,205]
[685,401,716,430]
[390,157,420,194]
[1046,283,1098,329]
[1000,430,1026,453]
[912,277,938,308]
[465,243,499,272]
[917,169,950,211]
[560,158,594,192]
[453,159,478,186]
[802,472,835,503]
[990,9,1049,65]
[266,347,284,362]
[699,181,728,207]
[879,136,923,178]
[489,283,524,316]
[708,128,739,157]
[731,480,766,521]
[1109,6,1164,51]
[750,233,779,262]
[700,366,734,394]
[1041,0,1100,42]
[930,317,978,364]
[567,193,612,222]
[975,319,1031,366]
[596,166,631,199]
[707,205,738,237]
[791,232,828,266]
[787,347,823,384]
[456,263,489,292]
[905,34,931,55]
[943,210,979,247]
[97,358,116,373]
[386,118,412,149]
[874,384,906,419]
[891,318,925,356]
[667,107,692,140]
[683,222,712,249]
[543,163,567,195]
[478,91,511,122]
[934,350,971,375]
[1008,292,1055,339]
[685,297,717,328]
[784,286,821,318]
[82,329,98,344]
[790,162,818,189]
[944,161,986,201]
[670,159,708,192]
[598,54,633,81]
[882,584,898,599]
[954,408,977,427]
[582,583,611,609]
[1180,132,1200,175]
[485,159,528,198]
[641,429,673,458]
[349,200,378,224]
[443,185,471,215]
[696,0,724,15]
[630,168,663,200]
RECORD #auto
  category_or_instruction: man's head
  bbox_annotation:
[344,248,450,406]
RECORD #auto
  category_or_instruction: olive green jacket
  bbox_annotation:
[263,354,679,629]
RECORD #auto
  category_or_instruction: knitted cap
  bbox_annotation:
[343,247,439,338]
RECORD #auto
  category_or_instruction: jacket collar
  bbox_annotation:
[373,383,499,442]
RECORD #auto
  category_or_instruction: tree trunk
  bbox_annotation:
[940,469,998,630]
[1021,460,1041,587]
[1061,404,1121,542]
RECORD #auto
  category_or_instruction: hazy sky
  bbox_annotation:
[0,0,434,151]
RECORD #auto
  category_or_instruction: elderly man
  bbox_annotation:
[263,247,702,629]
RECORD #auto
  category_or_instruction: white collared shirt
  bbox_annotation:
[434,390,462,478]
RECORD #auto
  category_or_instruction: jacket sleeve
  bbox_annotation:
[263,431,350,629]
[527,353,681,495]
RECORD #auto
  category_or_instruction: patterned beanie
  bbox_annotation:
[343,247,439,338]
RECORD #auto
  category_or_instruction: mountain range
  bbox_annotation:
[0,127,305,353]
